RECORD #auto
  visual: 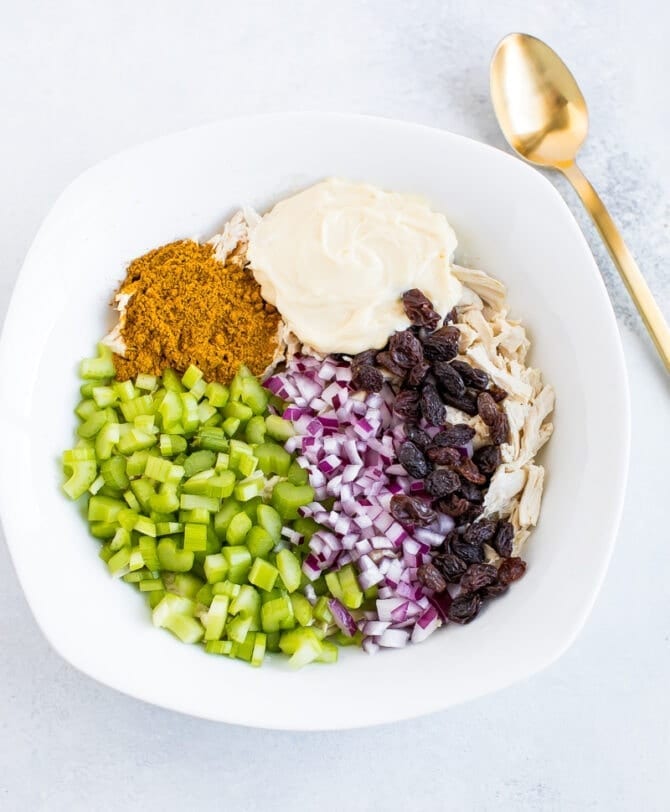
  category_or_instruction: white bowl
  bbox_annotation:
[0,114,629,730]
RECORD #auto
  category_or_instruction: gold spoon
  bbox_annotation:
[490,32,670,373]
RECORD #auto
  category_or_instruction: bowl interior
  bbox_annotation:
[0,114,629,729]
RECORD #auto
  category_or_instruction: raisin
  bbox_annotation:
[477,391,500,426]
[480,582,509,599]
[453,458,486,485]
[490,411,510,445]
[433,361,466,397]
[462,503,484,523]
[422,329,460,362]
[488,384,508,402]
[433,423,476,448]
[351,349,378,368]
[493,520,514,558]
[401,289,440,329]
[417,563,448,592]
[425,468,461,497]
[398,441,431,479]
[443,307,458,325]
[433,552,467,583]
[389,494,437,527]
[450,360,489,391]
[463,519,498,546]
[405,361,430,387]
[376,351,406,377]
[351,364,383,392]
[458,480,484,503]
[388,330,423,369]
[420,383,446,426]
[426,445,462,465]
[436,493,471,518]
[447,592,482,624]
[405,424,431,451]
[498,557,527,585]
[393,389,421,420]
[441,390,478,416]
[460,563,498,593]
[450,538,485,565]
[472,444,501,475]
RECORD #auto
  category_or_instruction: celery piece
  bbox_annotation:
[203,472,236,500]
[292,516,320,542]
[161,368,185,393]
[77,410,109,439]
[227,614,252,644]
[276,549,301,593]
[88,495,125,523]
[163,614,204,643]
[171,572,204,599]
[226,512,252,545]
[313,596,333,624]
[107,546,131,577]
[90,521,118,539]
[134,516,156,537]
[181,469,215,495]
[222,545,252,584]
[149,485,180,514]
[88,474,105,495]
[155,521,183,536]
[237,453,258,478]
[98,543,114,563]
[157,539,194,572]
[197,401,217,425]
[234,472,265,502]
[180,392,199,433]
[245,415,267,445]
[79,382,97,399]
[75,398,98,421]
[205,640,234,656]
[334,630,363,647]
[203,553,228,583]
[144,455,174,483]
[256,504,282,542]
[325,571,344,602]
[79,346,115,380]
[112,379,136,402]
[135,373,157,391]
[279,628,323,668]
[222,417,240,437]
[184,522,208,552]
[138,537,160,570]
[122,491,139,511]
[110,526,131,551]
[290,592,314,627]
[212,580,241,599]
[203,595,229,640]
[317,640,339,664]
[181,364,204,390]
[100,455,129,490]
[248,558,279,592]
[139,577,164,592]
[183,449,216,477]
[205,381,229,408]
[194,428,229,452]
[118,429,156,455]
[265,630,281,652]
[254,442,291,477]
[287,460,309,486]
[261,595,295,633]
[133,414,156,434]
[147,589,166,608]
[338,564,363,609]
[229,439,254,471]
[130,478,155,511]
[92,385,117,408]
[241,497,262,521]
[126,450,150,477]
[251,632,266,667]
[245,526,274,559]
[159,433,187,457]
[179,507,210,525]
[117,508,139,531]
[120,394,154,421]
[230,584,261,617]
[63,445,96,464]
[166,463,185,485]
[240,376,269,415]
[271,481,315,521]
[63,460,97,499]
[265,414,295,442]
[196,583,214,606]
[159,389,182,429]
[213,500,241,539]
[180,493,219,512]
[127,548,145,572]
[215,452,229,471]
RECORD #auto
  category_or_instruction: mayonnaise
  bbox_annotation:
[247,178,462,355]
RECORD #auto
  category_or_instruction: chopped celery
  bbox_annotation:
[179,507,210,524]
[212,580,241,599]
[88,495,125,523]
[138,537,160,570]
[183,449,216,477]
[126,450,151,477]
[234,472,265,502]
[155,521,183,536]
[203,595,229,640]
[196,583,214,606]
[98,543,114,563]
[159,433,188,457]
[181,364,204,389]
[139,577,164,592]
[205,381,229,407]
[91,521,118,539]
[149,485,180,514]
[144,455,176,483]
[290,592,314,626]
[135,373,157,391]
[157,539,194,572]
[107,546,131,577]
[147,589,166,608]
[245,415,267,444]
[183,522,208,552]
[79,345,115,380]
[205,640,233,656]
[63,460,97,499]
[203,553,228,583]
[325,571,344,602]
[100,455,129,490]
[197,401,216,424]
[256,504,282,542]
[338,564,364,609]
[251,632,267,667]
[248,558,279,592]
[120,394,154,421]
[276,549,301,593]
[265,414,295,442]
[162,368,185,393]
[245,525,274,558]
[313,596,333,624]
[163,613,204,643]
[229,584,261,618]
[279,628,322,669]
[170,572,204,599]
[240,376,269,414]
[317,640,339,664]
[271,481,315,520]
[134,515,156,537]
[261,595,295,633]
[75,398,98,421]
[118,429,156,454]
[112,379,136,402]
[227,614,252,644]
[287,460,309,486]
[77,410,109,439]
[222,546,252,583]
[222,417,240,437]
[180,392,199,432]
[224,401,253,422]
[179,493,219,512]
[88,474,105,495]
[226,512,252,545]
[92,385,117,408]
[254,442,291,477]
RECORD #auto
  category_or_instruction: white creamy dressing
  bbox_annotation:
[247,179,462,354]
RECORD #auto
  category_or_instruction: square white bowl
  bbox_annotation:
[0,114,629,730]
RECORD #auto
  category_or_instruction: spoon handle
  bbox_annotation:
[562,163,670,373]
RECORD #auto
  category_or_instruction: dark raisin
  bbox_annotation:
[405,424,431,451]
[498,557,527,585]
[450,538,485,565]
[453,458,486,485]
[389,494,437,527]
[447,592,482,624]
[376,351,406,377]
[388,330,423,369]
[477,391,500,426]
[426,445,462,465]
[405,361,430,387]
[351,364,383,392]
[489,411,510,445]
[433,552,467,583]
[424,468,461,497]
[463,519,498,546]
[493,520,514,558]
[450,360,489,391]
[401,289,441,329]
[433,423,476,448]
[472,444,502,475]
[417,563,447,592]
[462,503,484,523]
[460,563,498,593]
[441,389,478,416]
[443,307,458,325]
[458,480,484,503]
[398,441,431,479]
[422,329,460,362]
[351,349,378,368]
[433,361,465,397]
[488,384,508,402]
[393,389,421,419]
[480,582,509,599]
[420,383,446,426]
[436,493,472,518]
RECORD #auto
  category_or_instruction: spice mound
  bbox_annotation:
[110,239,280,383]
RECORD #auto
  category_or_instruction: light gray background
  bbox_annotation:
[1,2,668,810]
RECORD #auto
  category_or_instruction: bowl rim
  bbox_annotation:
[0,112,630,729]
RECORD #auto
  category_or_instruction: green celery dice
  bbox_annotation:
[271,481,315,520]
[255,504,282,542]
[248,558,279,592]
[276,548,301,593]
[245,525,274,558]
[226,511,252,545]
[222,546,252,583]
[203,553,229,583]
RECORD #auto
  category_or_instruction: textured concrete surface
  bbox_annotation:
[1,2,668,810]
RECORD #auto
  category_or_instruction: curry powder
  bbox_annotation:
[113,240,280,383]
